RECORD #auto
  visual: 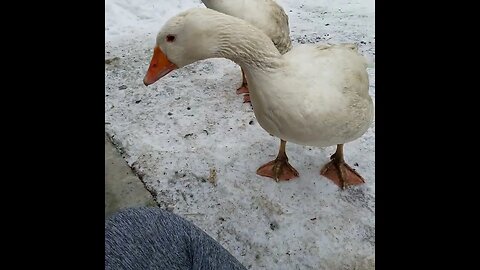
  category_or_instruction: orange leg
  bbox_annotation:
[257,140,299,181]
[236,68,250,103]
[320,144,365,189]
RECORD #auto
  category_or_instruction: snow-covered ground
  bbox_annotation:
[105,0,375,269]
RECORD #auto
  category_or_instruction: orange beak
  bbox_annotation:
[143,46,177,86]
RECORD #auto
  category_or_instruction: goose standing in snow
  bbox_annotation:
[143,8,373,189]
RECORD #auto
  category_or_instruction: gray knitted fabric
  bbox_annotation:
[105,207,247,270]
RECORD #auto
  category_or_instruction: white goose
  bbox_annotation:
[143,8,374,189]
[201,0,292,103]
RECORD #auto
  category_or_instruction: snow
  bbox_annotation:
[105,0,375,269]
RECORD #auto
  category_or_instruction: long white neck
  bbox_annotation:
[209,19,282,72]
[184,9,282,72]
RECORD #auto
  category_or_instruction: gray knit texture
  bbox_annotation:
[105,207,247,270]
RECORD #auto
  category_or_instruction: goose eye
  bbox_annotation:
[166,35,176,42]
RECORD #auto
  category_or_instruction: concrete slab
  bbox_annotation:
[105,133,156,218]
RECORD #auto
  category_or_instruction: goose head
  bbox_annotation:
[143,8,227,86]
